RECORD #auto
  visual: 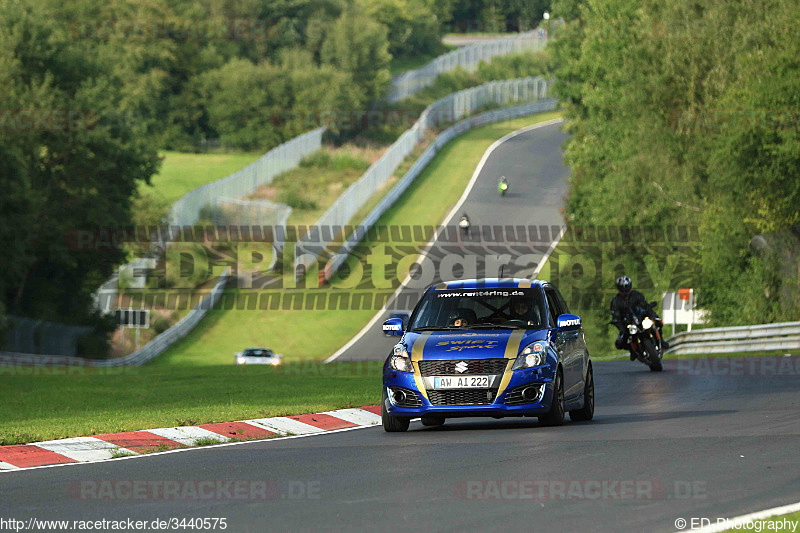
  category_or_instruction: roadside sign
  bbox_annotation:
[662,290,708,331]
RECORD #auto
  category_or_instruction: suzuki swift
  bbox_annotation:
[380,279,594,432]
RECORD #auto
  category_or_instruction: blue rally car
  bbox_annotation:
[380,279,594,432]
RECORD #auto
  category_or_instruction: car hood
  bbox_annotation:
[402,329,549,360]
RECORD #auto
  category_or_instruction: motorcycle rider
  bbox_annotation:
[498,176,509,195]
[610,276,662,360]
[458,212,471,238]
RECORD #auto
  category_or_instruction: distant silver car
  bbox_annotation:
[235,347,283,366]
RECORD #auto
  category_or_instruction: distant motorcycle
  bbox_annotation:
[498,177,509,196]
[458,214,471,237]
[624,304,664,372]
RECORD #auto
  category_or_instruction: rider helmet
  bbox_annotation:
[615,276,632,293]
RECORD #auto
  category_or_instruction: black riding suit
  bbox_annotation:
[610,290,656,349]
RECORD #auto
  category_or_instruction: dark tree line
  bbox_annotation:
[551,0,800,344]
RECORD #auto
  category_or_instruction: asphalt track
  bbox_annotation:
[1,360,798,532]
[335,119,571,361]
[3,120,798,532]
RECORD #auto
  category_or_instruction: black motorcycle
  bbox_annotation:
[624,304,664,372]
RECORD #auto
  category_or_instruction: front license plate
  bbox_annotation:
[433,375,491,389]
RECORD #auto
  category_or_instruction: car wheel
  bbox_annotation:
[539,368,565,427]
[642,338,663,372]
[381,388,410,433]
[569,365,594,422]
[421,416,445,427]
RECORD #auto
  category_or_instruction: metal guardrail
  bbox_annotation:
[665,321,800,355]
[387,30,547,103]
[2,269,230,367]
[294,76,551,277]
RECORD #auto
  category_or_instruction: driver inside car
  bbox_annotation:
[449,308,477,327]
[506,296,540,326]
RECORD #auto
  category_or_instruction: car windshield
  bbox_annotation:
[409,288,547,330]
[244,349,274,357]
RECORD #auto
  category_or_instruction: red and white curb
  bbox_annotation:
[0,406,381,472]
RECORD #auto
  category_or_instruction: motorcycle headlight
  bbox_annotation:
[389,344,414,373]
[642,317,654,330]
[512,342,547,370]
[628,324,639,335]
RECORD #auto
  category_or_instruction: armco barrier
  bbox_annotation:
[2,269,229,367]
[294,77,552,278]
[665,321,800,355]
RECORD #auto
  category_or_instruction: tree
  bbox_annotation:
[321,6,392,104]
[0,0,160,332]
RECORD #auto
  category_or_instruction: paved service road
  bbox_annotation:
[2,360,798,532]
[334,119,570,361]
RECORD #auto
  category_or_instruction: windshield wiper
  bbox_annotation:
[412,326,459,331]
[469,323,516,329]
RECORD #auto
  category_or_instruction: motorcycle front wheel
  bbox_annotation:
[642,337,663,372]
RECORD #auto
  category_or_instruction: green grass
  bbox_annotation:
[148,151,261,205]
[0,363,380,444]
[156,111,562,365]
[132,151,261,227]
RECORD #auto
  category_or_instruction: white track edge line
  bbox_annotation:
[325,117,565,363]
[681,500,800,533]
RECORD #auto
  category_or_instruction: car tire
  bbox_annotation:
[569,365,594,422]
[421,416,445,427]
[381,388,410,433]
[539,368,565,427]
[643,338,663,372]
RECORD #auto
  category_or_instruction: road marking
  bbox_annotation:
[147,426,231,446]
[246,417,324,436]
[35,437,131,462]
[94,431,185,453]
[683,500,800,532]
[286,413,358,431]
[322,408,382,426]
[325,118,565,363]
[0,407,383,474]
[0,444,78,468]
[198,422,276,440]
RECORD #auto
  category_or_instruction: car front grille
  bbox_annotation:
[428,389,496,406]
[418,359,508,376]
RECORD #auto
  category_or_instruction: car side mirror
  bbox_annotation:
[382,317,404,336]
[389,311,410,328]
[557,314,581,329]
[649,301,658,308]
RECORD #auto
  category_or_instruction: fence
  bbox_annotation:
[294,77,552,278]
[665,321,800,355]
[168,128,324,227]
[94,128,323,314]
[387,30,547,103]
[1,269,230,367]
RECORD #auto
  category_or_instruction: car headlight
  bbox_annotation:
[512,342,547,370]
[641,317,654,330]
[628,324,639,335]
[236,357,245,365]
[389,344,414,373]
